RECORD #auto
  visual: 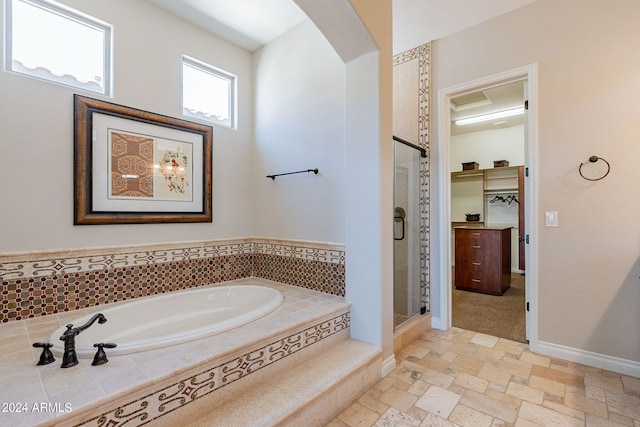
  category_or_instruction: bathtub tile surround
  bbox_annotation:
[0,278,356,427]
[83,313,350,426]
[0,238,345,322]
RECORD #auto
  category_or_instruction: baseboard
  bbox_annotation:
[430,315,446,331]
[381,355,396,378]
[537,340,640,377]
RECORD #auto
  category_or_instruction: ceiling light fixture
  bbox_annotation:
[455,107,524,126]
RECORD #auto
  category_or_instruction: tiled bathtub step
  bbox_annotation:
[184,338,382,427]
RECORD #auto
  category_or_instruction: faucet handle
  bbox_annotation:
[32,342,55,366]
[92,342,117,366]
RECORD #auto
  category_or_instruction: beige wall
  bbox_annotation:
[393,59,420,143]
[431,0,640,361]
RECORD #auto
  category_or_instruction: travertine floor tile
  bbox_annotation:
[506,381,544,404]
[606,391,640,420]
[415,386,460,418]
[337,401,379,427]
[528,374,566,397]
[531,364,585,388]
[470,333,499,348]
[449,404,493,427]
[375,407,420,426]
[328,328,640,427]
[379,387,418,412]
[565,390,608,418]
[519,401,584,426]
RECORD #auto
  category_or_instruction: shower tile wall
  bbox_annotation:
[0,238,345,323]
[393,42,431,312]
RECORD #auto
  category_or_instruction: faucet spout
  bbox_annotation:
[59,313,107,368]
[76,313,107,333]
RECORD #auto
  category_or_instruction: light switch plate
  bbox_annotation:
[545,211,558,227]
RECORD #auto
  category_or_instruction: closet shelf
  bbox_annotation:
[484,188,518,194]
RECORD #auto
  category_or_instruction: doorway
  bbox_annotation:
[450,80,526,342]
[436,65,539,349]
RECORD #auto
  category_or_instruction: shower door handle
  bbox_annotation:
[394,216,405,241]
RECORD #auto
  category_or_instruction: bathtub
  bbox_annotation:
[49,284,283,358]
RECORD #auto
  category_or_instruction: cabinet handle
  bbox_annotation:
[472,279,481,283]
[473,245,481,249]
[472,233,481,236]
[472,262,481,266]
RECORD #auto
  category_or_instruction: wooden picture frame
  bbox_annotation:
[74,95,212,224]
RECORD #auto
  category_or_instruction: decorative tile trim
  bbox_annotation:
[393,43,429,66]
[74,312,350,427]
[253,240,345,264]
[0,239,343,280]
[0,238,346,322]
[0,241,255,280]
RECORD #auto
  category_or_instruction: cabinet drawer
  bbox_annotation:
[454,227,511,295]
[469,261,483,273]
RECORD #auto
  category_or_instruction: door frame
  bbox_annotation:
[435,64,539,351]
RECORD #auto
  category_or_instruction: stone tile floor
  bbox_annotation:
[327,328,640,426]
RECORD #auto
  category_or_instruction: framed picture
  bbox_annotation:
[74,95,213,224]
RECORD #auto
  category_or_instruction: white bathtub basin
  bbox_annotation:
[49,284,283,358]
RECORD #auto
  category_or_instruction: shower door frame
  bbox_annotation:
[393,136,427,330]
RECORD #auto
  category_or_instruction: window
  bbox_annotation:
[6,0,112,95]
[182,56,236,128]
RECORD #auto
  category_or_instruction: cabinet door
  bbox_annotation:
[455,229,487,291]
[455,230,475,289]
[475,230,502,293]
[518,165,526,270]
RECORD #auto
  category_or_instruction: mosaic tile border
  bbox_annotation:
[393,42,431,312]
[1,254,253,322]
[0,238,346,323]
[73,312,350,427]
[3,239,346,280]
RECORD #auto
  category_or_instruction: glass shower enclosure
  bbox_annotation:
[393,136,425,329]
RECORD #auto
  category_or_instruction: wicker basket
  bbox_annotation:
[462,162,479,170]
[465,213,480,222]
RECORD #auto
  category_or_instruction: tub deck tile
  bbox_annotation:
[0,278,349,427]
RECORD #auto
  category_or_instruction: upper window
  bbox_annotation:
[6,0,112,95]
[182,56,236,128]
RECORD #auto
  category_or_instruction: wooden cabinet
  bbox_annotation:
[451,165,525,271]
[455,227,511,295]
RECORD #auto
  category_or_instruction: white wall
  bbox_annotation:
[450,125,524,172]
[431,0,640,363]
[0,0,253,253]
[293,0,395,363]
[252,20,346,243]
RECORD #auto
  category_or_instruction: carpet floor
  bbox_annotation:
[452,272,527,343]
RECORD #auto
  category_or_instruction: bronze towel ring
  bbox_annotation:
[579,156,610,181]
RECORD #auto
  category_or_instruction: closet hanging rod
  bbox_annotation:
[266,168,319,180]
[393,136,427,158]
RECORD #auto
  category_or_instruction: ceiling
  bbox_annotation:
[149,0,538,53]
[450,80,525,136]
[147,0,308,52]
